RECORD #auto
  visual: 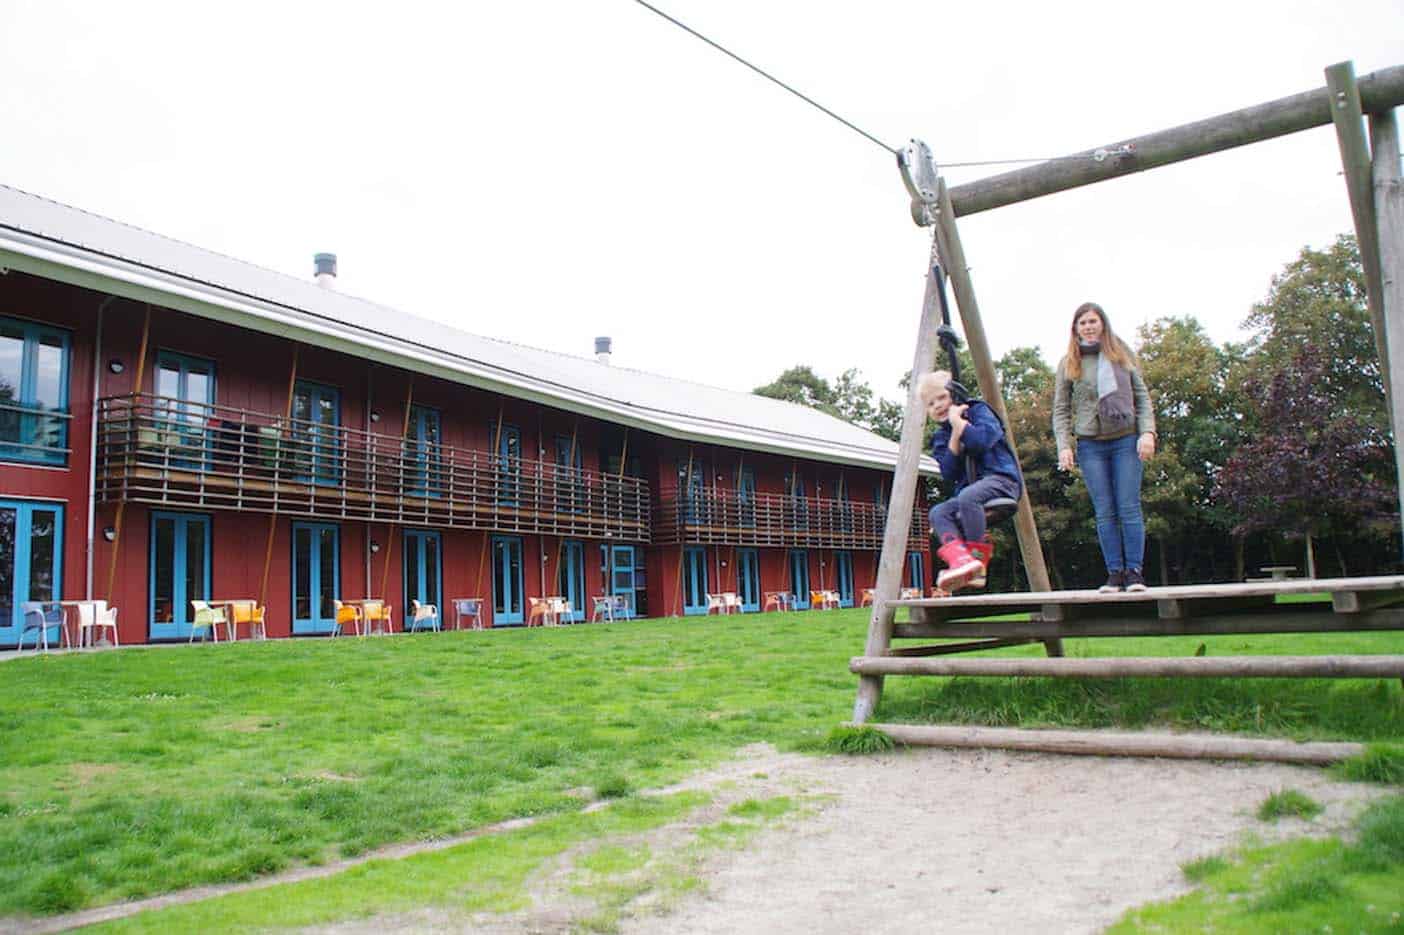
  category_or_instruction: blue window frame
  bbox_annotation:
[405,405,442,498]
[682,546,709,615]
[492,535,524,624]
[678,460,708,526]
[736,547,760,612]
[0,499,63,647]
[403,529,442,629]
[907,551,925,592]
[556,539,585,622]
[836,476,854,532]
[149,511,210,640]
[789,549,810,609]
[737,468,756,528]
[292,522,339,634]
[152,351,216,471]
[0,316,71,465]
[292,381,341,485]
[834,551,854,607]
[491,423,521,507]
[786,472,809,530]
[554,436,584,514]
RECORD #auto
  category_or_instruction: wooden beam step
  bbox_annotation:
[887,638,1036,657]
[849,654,1404,678]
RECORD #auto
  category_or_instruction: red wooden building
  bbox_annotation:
[0,185,934,646]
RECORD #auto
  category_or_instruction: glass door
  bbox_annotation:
[682,546,708,615]
[292,522,339,634]
[492,535,523,624]
[557,540,585,622]
[610,545,637,618]
[736,547,759,612]
[292,381,340,485]
[149,511,209,640]
[789,549,810,609]
[835,551,854,607]
[737,468,756,528]
[403,530,441,629]
[906,551,925,592]
[0,500,63,647]
[405,405,442,497]
[493,424,521,506]
[153,352,215,470]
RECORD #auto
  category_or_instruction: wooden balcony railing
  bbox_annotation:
[95,394,650,540]
[653,488,925,551]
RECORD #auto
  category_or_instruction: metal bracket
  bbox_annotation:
[897,139,939,226]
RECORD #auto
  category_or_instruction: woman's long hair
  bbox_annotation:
[1062,302,1134,380]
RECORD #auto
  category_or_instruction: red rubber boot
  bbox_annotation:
[936,540,984,592]
[967,538,994,589]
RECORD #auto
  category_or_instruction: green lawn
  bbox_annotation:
[0,609,1401,921]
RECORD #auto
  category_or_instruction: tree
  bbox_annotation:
[754,366,837,413]
[754,366,903,440]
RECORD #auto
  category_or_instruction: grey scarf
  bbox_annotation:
[1081,342,1135,435]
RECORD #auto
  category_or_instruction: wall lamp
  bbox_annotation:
[369,411,381,423]
[107,359,125,374]
[369,540,381,553]
[102,526,117,542]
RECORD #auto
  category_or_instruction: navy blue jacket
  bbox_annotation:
[929,400,1022,493]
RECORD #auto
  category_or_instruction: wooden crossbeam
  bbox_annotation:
[851,654,1404,679]
[887,637,1035,657]
[893,607,1404,640]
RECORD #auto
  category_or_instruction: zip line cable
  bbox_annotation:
[631,0,897,155]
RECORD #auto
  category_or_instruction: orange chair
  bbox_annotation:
[230,600,267,640]
[333,600,363,637]
[362,600,394,635]
[527,597,551,627]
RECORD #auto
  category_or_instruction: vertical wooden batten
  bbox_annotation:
[1371,107,1404,555]
[258,346,300,610]
[103,303,152,602]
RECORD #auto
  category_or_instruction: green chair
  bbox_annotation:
[189,600,225,643]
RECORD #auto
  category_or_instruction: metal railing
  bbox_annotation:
[0,399,71,464]
[653,488,925,550]
[95,394,650,540]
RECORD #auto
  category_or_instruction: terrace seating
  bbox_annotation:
[704,593,728,615]
[408,600,440,632]
[811,590,841,610]
[19,601,64,651]
[527,597,553,627]
[189,600,226,643]
[78,601,120,647]
[860,588,876,607]
[898,588,922,600]
[332,600,363,637]
[229,600,267,640]
[362,600,394,635]
[590,594,632,622]
[763,591,790,613]
[451,597,485,630]
[721,592,744,614]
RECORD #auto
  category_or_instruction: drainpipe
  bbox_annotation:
[85,297,117,600]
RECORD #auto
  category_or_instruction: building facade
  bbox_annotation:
[0,186,933,646]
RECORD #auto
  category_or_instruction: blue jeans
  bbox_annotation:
[927,473,1022,544]
[1077,434,1144,573]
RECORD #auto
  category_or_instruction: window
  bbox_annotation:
[0,316,70,465]
[554,436,584,514]
[737,468,756,528]
[292,522,339,634]
[786,472,809,530]
[405,405,442,497]
[291,382,341,485]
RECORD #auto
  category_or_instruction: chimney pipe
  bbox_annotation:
[595,336,612,365]
[314,253,337,289]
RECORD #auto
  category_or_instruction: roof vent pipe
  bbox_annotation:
[595,336,612,365]
[314,253,337,289]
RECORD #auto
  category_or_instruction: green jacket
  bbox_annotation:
[1052,354,1156,452]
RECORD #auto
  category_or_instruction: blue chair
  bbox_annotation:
[19,602,65,651]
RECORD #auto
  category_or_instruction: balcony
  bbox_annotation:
[653,489,924,550]
[95,394,650,540]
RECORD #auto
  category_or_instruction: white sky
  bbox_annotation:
[2,1,1401,409]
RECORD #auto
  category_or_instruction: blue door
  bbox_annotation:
[555,437,583,514]
[492,535,523,624]
[835,551,854,607]
[682,546,708,615]
[736,547,760,612]
[492,423,521,506]
[789,549,810,609]
[149,511,209,640]
[557,540,585,622]
[611,545,637,618]
[907,551,925,592]
[737,469,756,528]
[403,530,441,629]
[787,472,809,530]
[292,522,339,634]
[153,352,215,470]
[405,406,442,497]
[0,500,63,647]
[292,382,340,485]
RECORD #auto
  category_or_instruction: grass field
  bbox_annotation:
[1,607,1401,924]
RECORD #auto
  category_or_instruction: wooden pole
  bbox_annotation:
[931,180,1061,656]
[852,232,946,723]
[948,64,1404,217]
[103,304,152,601]
[379,377,415,603]
[849,653,1404,679]
[857,723,1363,766]
[1326,62,1391,416]
[473,402,506,600]
[258,346,300,609]
[1373,107,1404,557]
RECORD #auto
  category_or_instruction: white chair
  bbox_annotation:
[704,593,727,615]
[721,592,743,614]
[20,602,65,651]
[189,600,226,643]
[78,601,120,648]
[409,599,440,632]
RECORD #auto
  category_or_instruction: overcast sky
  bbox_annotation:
[2,1,1401,409]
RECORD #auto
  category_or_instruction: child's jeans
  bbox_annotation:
[927,473,1021,544]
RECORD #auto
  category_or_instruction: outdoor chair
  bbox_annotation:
[451,597,485,630]
[229,600,267,640]
[78,600,120,647]
[408,599,440,632]
[721,592,743,613]
[332,600,363,637]
[362,600,393,635]
[19,601,64,651]
[526,597,551,627]
[899,588,922,600]
[189,600,226,643]
[763,591,789,613]
[704,593,727,615]
[860,588,876,607]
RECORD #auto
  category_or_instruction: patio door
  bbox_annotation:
[736,547,759,612]
[0,500,63,647]
[403,530,441,628]
[906,551,925,592]
[292,381,340,485]
[492,535,523,624]
[292,522,339,634]
[150,511,209,640]
[153,352,215,470]
[610,545,637,617]
[557,540,585,622]
[405,406,442,497]
[835,551,854,607]
[789,549,810,609]
[682,546,708,615]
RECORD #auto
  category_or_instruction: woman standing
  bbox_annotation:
[1053,303,1157,592]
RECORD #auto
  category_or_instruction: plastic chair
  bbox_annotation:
[721,592,743,614]
[333,600,363,637]
[189,600,225,643]
[763,591,788,613]
[705,593,727,615]
[611,593,633,621]
[362,600,394,635]
[229,601,267,640]
[451,598,485,630]
[19,602,65,651]
[526,597,551,627]
[78,601,120,647]
[590,595,614,622]
[860,588,876,607]
[409,599,440,632]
